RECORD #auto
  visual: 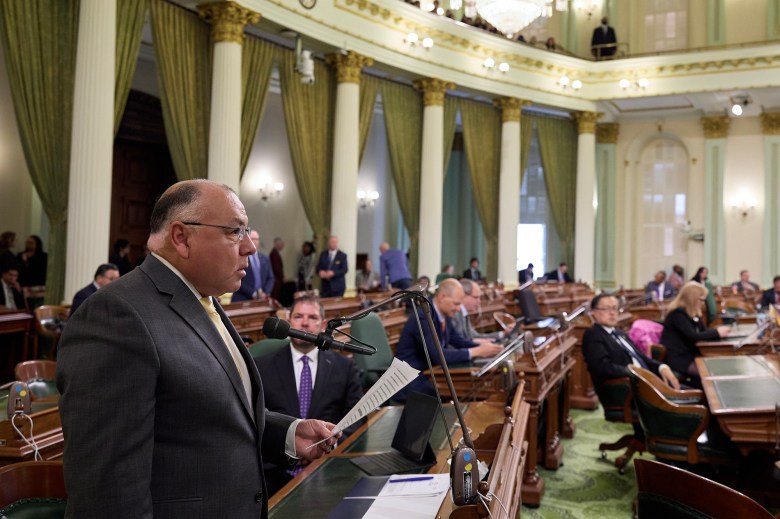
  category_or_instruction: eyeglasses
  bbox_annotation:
[182,222,251,242]
[593,306,619,313]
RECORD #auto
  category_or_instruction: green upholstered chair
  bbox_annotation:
[0,461,66,518]
[593,377,644,474]
[347,312,393,388]
[13,361,58,401]
[248,338,289,360]
[635,458,773,519]
[628,365,737,466]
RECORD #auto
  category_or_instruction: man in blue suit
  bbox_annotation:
[70,263,120,316]
[233,230,274,302]
[316,236,348,297]
[394,279,502,400]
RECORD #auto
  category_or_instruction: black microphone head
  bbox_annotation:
[263,316,291,339]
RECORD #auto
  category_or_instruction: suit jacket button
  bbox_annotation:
[255,491,263,503]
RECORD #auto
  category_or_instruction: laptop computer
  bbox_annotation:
[350,391,439,476]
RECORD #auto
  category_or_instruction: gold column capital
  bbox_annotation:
[596,122,620,144]
[198,1,260,44]
[324,51,374,84]
[412,78,455,106]
[493,97,528,123]
[572,111,603,134]
[700,115,730,138]
[761,112,780,135]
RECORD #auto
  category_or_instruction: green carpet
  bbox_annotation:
[521,407,638,518]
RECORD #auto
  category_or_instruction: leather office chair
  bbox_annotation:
[348,311,394,389]
[628,365,737,466]
[0,461,67,517]
[593,377,644,474]
[33,305,69,360]
[248,338,289,360]
[13,360,58,400]
[635,458,773,519]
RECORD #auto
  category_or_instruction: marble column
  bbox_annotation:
[325,51,373,296]
[700,115,729,284]
[595,123,619,289]
[413,78,454,280]
[493,97,526,289]
[572,111,601,286]
[65,0,116,303]
[198,1,260,191]
[761,112,780,286]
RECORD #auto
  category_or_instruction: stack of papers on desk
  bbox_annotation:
[328,474,450,519]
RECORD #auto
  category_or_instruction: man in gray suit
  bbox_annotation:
[57,180,338,518]
[451,279,503,342]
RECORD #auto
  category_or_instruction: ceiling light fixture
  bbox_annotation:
[470,0,554,39]
[730,95,751,116]
[558,76,582,90]
[619,76,648,91]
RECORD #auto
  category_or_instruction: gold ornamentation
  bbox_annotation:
[596,123,619,144]
[493,98,528,123]
[700,115,730,138]
[761,112,780,135]
[572,112,602,134]
[325,51,374,83]
[198,2,260,44]
[412,78,455,106]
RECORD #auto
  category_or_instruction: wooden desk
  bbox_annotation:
[432,331,576,506]
[696,354,780,455]
[696,322,771,357]
[222,301,277,342]
[268,394,528,518]
[0,404,62,466]
[0,310,33,380]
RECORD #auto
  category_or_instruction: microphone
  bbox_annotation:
[262,317,376,355]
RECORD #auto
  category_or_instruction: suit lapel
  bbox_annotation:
[310,351,332,416]
[142,256,256,422]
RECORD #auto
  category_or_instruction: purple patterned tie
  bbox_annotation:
[299,355,312,419]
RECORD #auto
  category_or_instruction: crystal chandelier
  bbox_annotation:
[473,0,553,38]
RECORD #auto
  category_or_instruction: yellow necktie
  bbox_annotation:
[200,296,253,405]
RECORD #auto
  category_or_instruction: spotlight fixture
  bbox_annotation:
[422,37,434,49]
[619,76,648,91]
[405,32,434,50]
[730,95,751,116]
[558,76,582,90]
[483,57,509,74]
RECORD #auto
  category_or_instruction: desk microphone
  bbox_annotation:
[7,381,31,417]
[262,317,376,355]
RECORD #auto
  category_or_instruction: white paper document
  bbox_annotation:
[310,358,420,448]
[363,474,450,518]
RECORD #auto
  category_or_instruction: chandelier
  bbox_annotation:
[473,0,553,38]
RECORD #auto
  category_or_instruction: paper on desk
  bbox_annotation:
[310,358,420,448]
[363,474,450,518]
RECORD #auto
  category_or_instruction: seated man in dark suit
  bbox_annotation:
[545,262,573,283]
[0,264,25,310]
[731,269,759,295]
[583,294,680,438]
[761,276,780,309]
[645,270,676,303]
[70,263,119,316]
[518,263,534,283]
[395,279,502,400]
[255,294,364,495]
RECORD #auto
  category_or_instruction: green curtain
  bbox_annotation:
[240,35,275,176]
[442,95,458,176]
[150,0,211,181]
[358,74,379,164]
[459,98,501,280]
[115,0,147,135]
[520,112,533,185]
[381,80,423,277]
[535,114,578,266]
[0,0,79,305]
[278,48,335,254]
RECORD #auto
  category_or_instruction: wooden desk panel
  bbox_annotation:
[0,406,62,466]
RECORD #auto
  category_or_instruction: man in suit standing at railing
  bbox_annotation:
[591,16,617,59]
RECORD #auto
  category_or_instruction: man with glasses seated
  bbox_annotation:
[451,279,503,343]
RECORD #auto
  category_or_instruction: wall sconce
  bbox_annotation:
[619,77,649,91]
[258,179,284,203]
[558,76,582,90]
[405,32,434,49]
[680,220,705,241]
[556,0,602,18]
[357,189,379,209]
[484,58,510,73]
[731,197,756,218]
